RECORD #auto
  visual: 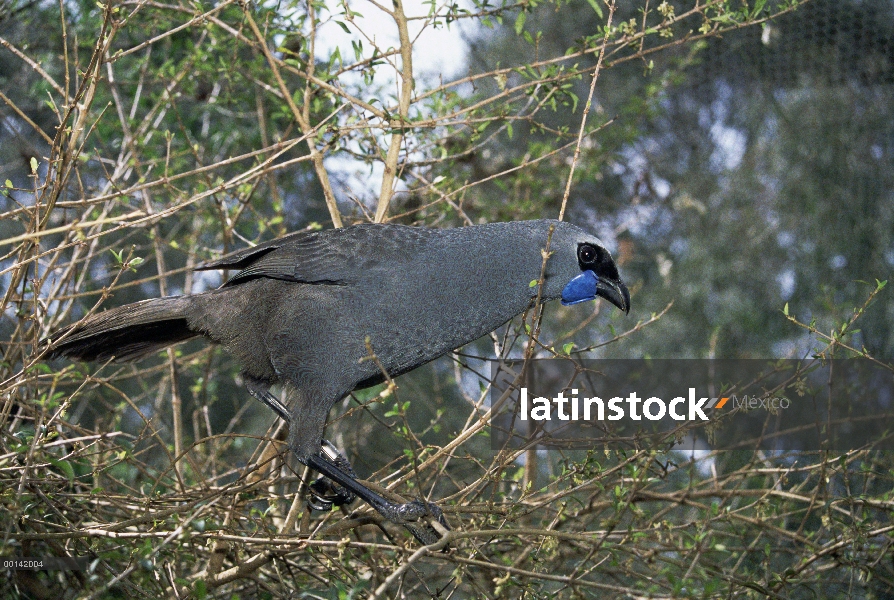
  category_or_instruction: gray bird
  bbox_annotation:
[45,219,630,544]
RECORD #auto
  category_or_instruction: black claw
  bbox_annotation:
[307,489,334,512]
[403,502,451,547]
[308,475,355,510]
[307,440,357,511]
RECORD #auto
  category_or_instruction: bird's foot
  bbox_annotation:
[307,440,357,511]
[304,449,451,547]
[375,499,450,547]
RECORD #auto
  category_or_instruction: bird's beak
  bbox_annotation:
[561,270,631,314]
[596,277,630,314]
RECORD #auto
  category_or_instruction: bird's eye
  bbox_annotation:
[578,244,599,265]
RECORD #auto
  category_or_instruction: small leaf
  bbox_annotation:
[4,180,11,188]
[29,157,38,174]
[49,458,75,481]
[514,11,526,35]
[529,279,539,288]
[562,342,575,355]
[585,0,603,18]
[783,303,789,316]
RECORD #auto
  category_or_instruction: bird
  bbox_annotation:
[43,219,630,545]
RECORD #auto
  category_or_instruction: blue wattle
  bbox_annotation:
[561,270,599,306]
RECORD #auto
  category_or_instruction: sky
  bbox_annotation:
[316,0,470,79]
[309,0,472,206]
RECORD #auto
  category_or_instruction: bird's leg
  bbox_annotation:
[305,450,450,546]
[245,377,291,422]
[306,440,356,510]
[246,381,357,508]
[244,378,449,545]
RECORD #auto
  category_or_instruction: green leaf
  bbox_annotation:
[585,0,603,18]
[4,180,11,188]
[529,279,539,288]
[336,21,351,35]
[514,11,526,35]
[562,342,575,355]
[49,458,75,481]
[783,302,789,316]
[29,157,38,174]
[752,0,768,17]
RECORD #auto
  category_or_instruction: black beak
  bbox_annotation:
[596,278,630,314]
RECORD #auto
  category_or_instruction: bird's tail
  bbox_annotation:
[43,296,200,362]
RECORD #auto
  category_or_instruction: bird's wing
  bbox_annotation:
[196,224,438,288]
[195,231,309,272]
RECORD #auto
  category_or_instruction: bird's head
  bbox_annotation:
[540,221,630,314]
